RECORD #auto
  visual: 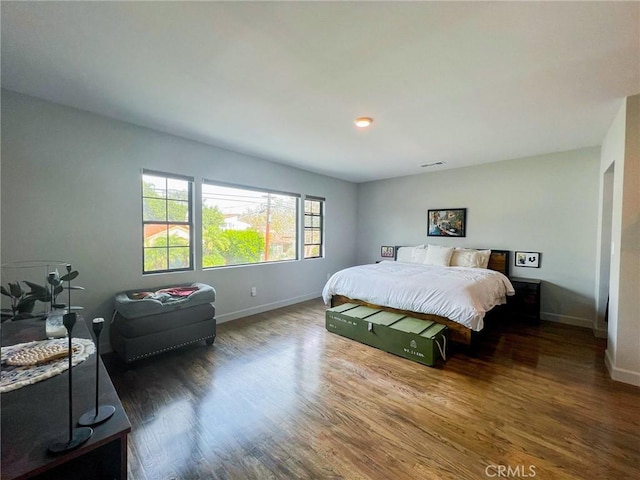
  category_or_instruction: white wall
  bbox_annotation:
[356,148,601,327]
[601,94,640,386]
[594,164,614,337]
[1,90,358,348]
[599,103,626,355]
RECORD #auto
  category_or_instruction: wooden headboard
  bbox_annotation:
[487,250,510,276]
[393,246,510,277]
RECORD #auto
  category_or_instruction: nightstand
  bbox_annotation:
[508,277,541,321]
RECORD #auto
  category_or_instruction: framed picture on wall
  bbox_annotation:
[381,246,395,258]
[515,251,540,268]
[427,208,466,237]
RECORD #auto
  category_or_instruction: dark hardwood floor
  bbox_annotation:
[106,298,640,480]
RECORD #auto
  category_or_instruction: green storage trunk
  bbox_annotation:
[325,303,448,366]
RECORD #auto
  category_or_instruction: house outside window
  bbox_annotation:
[202,182,299,268]
[304,197,324,259]
[142,170,194,273]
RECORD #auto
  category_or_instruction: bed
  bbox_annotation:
[322,246,514,345]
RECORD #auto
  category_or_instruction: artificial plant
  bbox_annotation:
[0,266,80,322]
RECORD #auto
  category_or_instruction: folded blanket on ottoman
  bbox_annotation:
[115,283,215,319]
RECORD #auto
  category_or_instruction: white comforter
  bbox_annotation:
[322,261,515,331]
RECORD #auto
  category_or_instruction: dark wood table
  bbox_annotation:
[1,318,131,479]
[508,277,542,321]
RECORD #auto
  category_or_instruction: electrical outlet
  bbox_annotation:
[250,287,257,297]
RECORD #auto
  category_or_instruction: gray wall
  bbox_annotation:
[356,148,601,326]
[1,89,604,344]
[1,90,358,348]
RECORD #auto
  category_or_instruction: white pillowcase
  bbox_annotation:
[450,248,492,268]
[395,247,413,263]
[424,245,454,266]
[396,246,428,264]
[411,247,428,264]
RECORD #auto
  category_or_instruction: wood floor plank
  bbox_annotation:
[106,298,640,480]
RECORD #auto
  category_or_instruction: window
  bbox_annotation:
[304,197,324,258]
[202,182,299,268]
[142,170,193,273]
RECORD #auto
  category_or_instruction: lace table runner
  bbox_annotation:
[1,338,95,393]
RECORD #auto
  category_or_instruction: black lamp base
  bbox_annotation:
[48,427,93,454]
[78,405,115,426]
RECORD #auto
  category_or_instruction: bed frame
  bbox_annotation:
[330,249,510,345]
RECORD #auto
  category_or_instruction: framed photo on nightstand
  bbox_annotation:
[515,251,540,268]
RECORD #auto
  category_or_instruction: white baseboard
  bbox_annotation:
[605,349,640,386]
[216,292,322,324]
[540,312,592,329]
[101,293,323,354]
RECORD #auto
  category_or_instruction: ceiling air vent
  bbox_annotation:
[420,161,446,168]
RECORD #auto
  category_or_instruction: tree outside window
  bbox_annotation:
[202,183,298,268]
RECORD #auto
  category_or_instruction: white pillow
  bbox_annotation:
[411,247,428,264]
[424,245,454,266]
[396,246,428,264]
[395,247,413,263]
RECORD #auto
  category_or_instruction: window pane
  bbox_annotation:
[142,175,167,198]
[144,247,168,272]
[144,224,168,247]
[167,178,189,200]
[305,199,321,215]
[143,198,166,222]
[167,200,189,222]
[305,245,320,258]
[168,247,190,269]
[202,183,298,268]
[168,226,190,246]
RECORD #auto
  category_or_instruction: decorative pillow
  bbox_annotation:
[450,248,492,268]
[478,249,492,269]
[450,248,481,268]
[424,245,454,266]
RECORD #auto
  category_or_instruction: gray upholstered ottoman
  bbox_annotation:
[110,283,216,363]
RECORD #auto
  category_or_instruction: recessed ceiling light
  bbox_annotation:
[354,117,373,128]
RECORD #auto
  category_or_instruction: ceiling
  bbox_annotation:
[2,1,639,183]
